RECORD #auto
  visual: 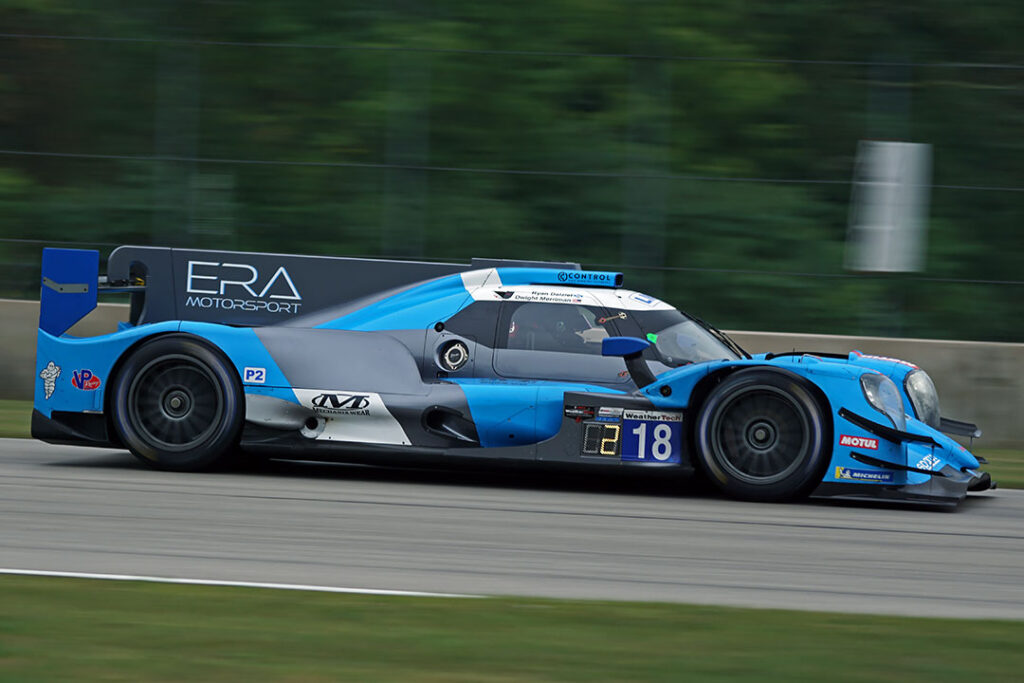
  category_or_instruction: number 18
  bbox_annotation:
[631,422,673,461]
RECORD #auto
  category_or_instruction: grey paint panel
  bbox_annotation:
[252,327,480,448]
[494,348,632,385]
[245,394,315,430]
[255,327,428,395]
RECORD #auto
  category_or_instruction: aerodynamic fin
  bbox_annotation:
[39,248,99,336]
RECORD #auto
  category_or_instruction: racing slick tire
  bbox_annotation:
[695,369,830,502]
[111,335,244,471]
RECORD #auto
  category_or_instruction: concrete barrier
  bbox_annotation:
[2,298,128,403]
[3,299,1020,446]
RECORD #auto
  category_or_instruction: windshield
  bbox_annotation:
[616,309,740,366]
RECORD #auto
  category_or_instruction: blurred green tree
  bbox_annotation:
[0,0,1021,340]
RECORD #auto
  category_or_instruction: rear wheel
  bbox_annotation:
[695,369,829,502]
[112,336,244,471]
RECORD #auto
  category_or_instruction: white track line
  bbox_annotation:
[0,568,480,598]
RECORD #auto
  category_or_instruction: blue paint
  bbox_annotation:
[452,378,623,447]
[601,336,650,357]
[34,322,182,417]
[39,248,99,336]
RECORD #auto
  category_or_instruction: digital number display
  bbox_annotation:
[582,422,621,457]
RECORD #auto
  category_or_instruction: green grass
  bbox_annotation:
[1,576,1023,682]
[0,400,30,439]
[977,449,1024,491]
[2,399,1020,487]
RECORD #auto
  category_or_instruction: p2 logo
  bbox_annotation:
[243,367,266,384]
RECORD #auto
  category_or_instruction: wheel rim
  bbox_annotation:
[127,354,224,452]
[709,385,811,485]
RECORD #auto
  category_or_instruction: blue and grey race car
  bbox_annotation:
[33,246,992,505]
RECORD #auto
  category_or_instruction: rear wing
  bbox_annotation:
[39,246,580,334]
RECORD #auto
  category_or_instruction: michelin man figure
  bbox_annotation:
[39,361,61,399]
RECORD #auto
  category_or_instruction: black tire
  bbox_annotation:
[694,369,830,502]
[111,335,244,471]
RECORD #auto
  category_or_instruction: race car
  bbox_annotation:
[32,246,991,505]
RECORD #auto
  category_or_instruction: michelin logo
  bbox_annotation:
[39,361,61,399]
[835,466,895,483]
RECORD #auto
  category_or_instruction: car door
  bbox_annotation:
[491,295,632,386]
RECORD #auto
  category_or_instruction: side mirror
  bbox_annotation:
[601,337,656,388]
[601,336,650,358]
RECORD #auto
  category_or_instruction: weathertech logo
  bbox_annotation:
[311,393,371,415]
[839,434,879,450]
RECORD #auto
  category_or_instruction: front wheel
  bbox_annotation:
[111,335,244,471]
[695,369,830,502]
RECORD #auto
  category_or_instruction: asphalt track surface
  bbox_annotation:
[2,439,1022,620]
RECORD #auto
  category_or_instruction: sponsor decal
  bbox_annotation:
[623,409,683,423]
[597,406,624,418]
[39,361,61,399]
[71,369,101,391]
[310,393,372,415]
[564,405,596,419]
[557,271,614,284]
[293,389,410,445]
[834,466,895,483]
[631,293,655,305]
[839,434,879,450]
[915,454,942,471]
[185,261,302,315]
[243,367,266,384]
[494,290,515,300]
[507,289,584,304]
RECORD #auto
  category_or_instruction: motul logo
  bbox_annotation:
[840,434,879,450]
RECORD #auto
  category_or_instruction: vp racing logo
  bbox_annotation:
[311,393,371,415]
[185,261,302,314]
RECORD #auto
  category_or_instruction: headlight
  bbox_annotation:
[860,372,907,430]
[904,369,940,429]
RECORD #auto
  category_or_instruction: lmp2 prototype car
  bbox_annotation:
[33,246,991,505]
